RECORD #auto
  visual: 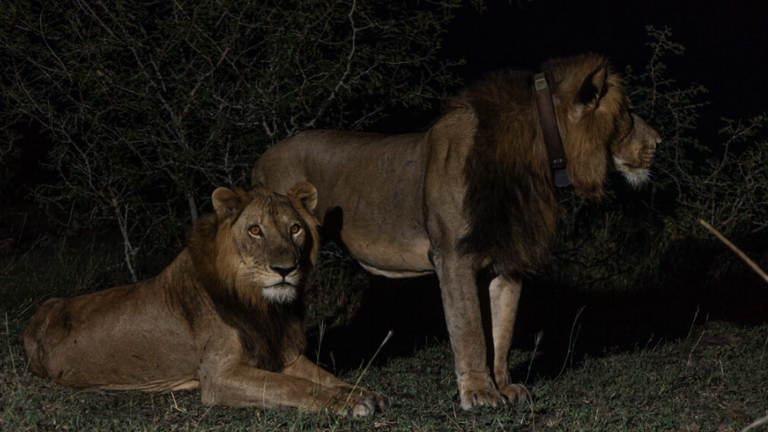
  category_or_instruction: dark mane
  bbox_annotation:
[454,70,558,278]
[186,192,306,372]
[455,54,626,277]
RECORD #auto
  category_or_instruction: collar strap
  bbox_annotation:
[534,73,571,188]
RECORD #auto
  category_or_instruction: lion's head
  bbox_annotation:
[189,183,320,306]
[545,54,661,195]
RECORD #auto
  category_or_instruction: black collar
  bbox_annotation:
[534,73,571,188]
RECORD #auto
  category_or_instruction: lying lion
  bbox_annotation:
[24,184,390,416]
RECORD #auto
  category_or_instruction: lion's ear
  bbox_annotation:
[576,67,608,107]
[212,187,243,219]
[287,183,318,215]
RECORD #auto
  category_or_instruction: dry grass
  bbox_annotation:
[2,244,767,431]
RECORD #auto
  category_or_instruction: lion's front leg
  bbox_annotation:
[199,359,382,416]
[433,252,505,410]
[489,275,530,403]
[283,355,391,411]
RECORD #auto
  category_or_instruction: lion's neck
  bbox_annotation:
[454,75,560,277]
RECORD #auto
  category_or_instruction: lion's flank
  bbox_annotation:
[456,54,627,277]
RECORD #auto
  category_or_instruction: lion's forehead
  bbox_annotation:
[236,200,300,229]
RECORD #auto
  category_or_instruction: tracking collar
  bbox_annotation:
[534,73,571,188]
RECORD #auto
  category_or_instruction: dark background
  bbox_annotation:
[378,0,768,137]
[10,1,768,193]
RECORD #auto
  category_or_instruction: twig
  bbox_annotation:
[337,330,393,418]
[192,404,214,432]
[4,313,16,376]
[743,414,768,432]
[524,329,544,385]
[699,219,768,284]
[556,306,586,380]
[686,328,705,366]
[170,391,184,413]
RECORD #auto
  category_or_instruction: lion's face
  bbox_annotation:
[551,55,661,196]
[610,112,660,188]
[212,184,319,304]
[230,197,308,303]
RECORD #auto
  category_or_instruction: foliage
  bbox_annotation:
[305,243,371,330]
[547,26,768,290]
[634,27,768,239]
[0,0,461,280]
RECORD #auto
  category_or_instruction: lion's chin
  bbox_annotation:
[620,168,651,190]
[262,284,298,304]
[613,156,651,190]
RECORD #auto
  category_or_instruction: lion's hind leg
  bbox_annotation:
[23,297,68,378]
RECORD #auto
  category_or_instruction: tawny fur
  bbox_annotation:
[24,184,390,416]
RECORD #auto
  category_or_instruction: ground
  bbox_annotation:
[2,245,767,431]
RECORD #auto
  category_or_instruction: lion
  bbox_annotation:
[252,54,661,409]
[23,184,390,416]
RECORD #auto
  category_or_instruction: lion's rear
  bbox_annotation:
[23,297,67,377]
[23,283,202,389]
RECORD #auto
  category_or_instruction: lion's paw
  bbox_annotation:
[458,371,505,410]
[498,383,530,404]
[331,387,390,417]
[367,388,391,411]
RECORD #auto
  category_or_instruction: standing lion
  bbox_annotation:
[24,184,390,416]
[252,54,660,409]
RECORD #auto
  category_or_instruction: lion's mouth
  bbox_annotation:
[264,280,297,289]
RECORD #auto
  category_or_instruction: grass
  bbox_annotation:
[2,245,768,431]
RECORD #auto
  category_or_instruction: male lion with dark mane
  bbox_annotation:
[24,184,390,416]
[252,54,660,409]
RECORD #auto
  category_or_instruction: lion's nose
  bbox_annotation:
[271,265,296,278]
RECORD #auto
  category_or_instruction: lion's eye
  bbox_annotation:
[290,224,301,235]
[248,226,262,237]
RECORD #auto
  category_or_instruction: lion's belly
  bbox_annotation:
[341,230,434,278]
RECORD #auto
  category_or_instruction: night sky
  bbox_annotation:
[438,0,768,137]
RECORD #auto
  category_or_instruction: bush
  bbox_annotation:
[0,0,461,280]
